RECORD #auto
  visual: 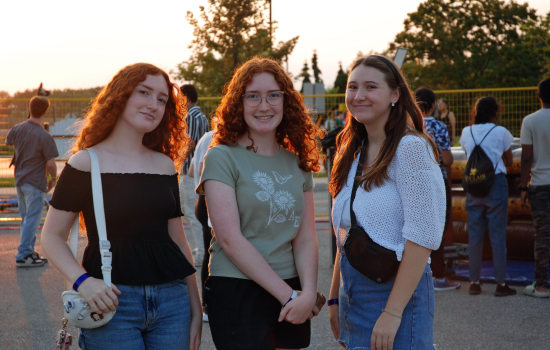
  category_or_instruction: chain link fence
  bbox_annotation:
[0,87,540,198]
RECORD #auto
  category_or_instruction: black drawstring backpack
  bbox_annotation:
[462,126,498,197]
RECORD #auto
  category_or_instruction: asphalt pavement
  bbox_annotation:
[1,180,549,349]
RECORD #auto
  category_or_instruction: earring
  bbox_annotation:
[392,103,395,107]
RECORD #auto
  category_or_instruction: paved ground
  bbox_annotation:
[1,181,550,349]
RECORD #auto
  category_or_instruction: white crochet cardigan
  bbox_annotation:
[332,135,446,261]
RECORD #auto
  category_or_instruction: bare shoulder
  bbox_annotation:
[67,150,91,172]
[150,151,177,175]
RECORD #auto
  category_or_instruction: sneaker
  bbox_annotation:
[31,251,48,263]
[523,283,550,298]
[16,254,45,268]
[434,278,461,291]
[494,283,517,297]
[469,282,482,295]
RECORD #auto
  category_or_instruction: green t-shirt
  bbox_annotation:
[197,143,314,280]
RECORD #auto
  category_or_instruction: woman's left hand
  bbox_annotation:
[370,311,402,350]
[278,290,316,324]
[189,309,202,350]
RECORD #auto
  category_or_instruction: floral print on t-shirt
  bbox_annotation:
[253,171,300,228]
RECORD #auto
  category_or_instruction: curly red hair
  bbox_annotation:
[73,63,187,170]
[211,57,322,172]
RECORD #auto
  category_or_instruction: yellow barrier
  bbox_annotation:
[0,87,541,196]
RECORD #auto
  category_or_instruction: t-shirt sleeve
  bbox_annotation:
[196,147,237,194]
[6,127,14,146]
[42,134,59,160]
[171,176,184,218]
[502,128,514,152]
[302,170,314,192]
[49,164,91,213]
[436,122,451,151]
[395,137,445,251]
[520,118,532,145]
[459,127,468,154]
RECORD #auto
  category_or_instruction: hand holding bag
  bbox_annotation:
[60,148,115,329]
[343,148,401,283]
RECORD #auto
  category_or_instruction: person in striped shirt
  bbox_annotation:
[180,84,209,266]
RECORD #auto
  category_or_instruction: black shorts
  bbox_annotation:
[205,276,311,350]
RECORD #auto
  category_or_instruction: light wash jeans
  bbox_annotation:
[339,254,435,350]
[15,183,45,260]
[466,173,508,282]
[79,280,190,350]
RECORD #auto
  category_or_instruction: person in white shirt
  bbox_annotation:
[459,96,516,297]
[188,130,214,321]
[520,78,550,298]
[328,55,445,350]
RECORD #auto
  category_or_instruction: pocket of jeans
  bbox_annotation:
[340,255,352,298]
[426,271,435,318]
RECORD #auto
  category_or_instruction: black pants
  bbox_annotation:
[431,177,452,279]
[205,276,310,350]
[530,185,550,287]
[195,194,213,306]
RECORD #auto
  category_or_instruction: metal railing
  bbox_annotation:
[0,87,540,198]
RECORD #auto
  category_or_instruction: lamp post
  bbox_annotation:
[268,0,272,51]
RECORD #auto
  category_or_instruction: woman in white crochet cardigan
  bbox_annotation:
[327,56,446,350]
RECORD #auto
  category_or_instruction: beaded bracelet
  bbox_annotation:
[73,273,91,292]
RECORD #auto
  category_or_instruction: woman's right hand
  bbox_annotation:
[329,304,346,348]
[78,277,121,314]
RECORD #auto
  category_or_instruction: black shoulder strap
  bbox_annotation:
[350,148,367,226]
[479,125,498,146]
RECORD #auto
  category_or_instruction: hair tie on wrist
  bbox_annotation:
[328,299,339,306]
[283,290,298,307]
[382,309,402,319]
[73,273,91,292]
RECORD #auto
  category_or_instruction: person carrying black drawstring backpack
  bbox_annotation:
[459,97,516,297]
[462,125,498,197]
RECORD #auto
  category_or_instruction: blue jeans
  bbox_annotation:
[466,173,508,282]
[338,254,435,350]
[15,183,44,260]
[79,280,190,350]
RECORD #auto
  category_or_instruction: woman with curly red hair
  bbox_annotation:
[41,63,202,350]
[197,56,322,349]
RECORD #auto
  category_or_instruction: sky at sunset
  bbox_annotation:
[1,0,549,95]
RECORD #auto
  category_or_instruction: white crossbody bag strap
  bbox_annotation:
[66,148,112,289]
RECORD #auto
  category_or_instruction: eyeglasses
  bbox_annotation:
[242,91,285,107]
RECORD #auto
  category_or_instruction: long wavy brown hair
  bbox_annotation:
[211,56,322,173]
[72,63,188,170]
[329,56,438,197]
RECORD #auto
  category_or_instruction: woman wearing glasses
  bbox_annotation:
[197,57,322,350]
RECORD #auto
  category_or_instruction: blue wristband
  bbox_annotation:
[328,299,339,306]
[73,273,91,292]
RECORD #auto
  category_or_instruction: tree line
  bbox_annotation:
[174,0,549,94]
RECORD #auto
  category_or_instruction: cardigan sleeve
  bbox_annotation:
[395,136,446,251]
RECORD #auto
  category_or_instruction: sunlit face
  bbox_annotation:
[242,72,284,139]
[345,65,399,126]
[119,74,169,134]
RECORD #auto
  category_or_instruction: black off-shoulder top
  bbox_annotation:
[49,163,195,286]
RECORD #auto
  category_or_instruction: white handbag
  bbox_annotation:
[61,148,115,329]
